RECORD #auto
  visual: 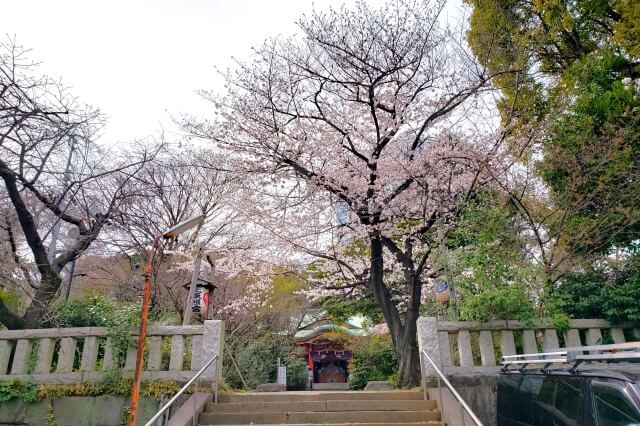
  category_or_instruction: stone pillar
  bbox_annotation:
[478,330,496,366]
[190,335,203,371]
[201,320,224,383]
[124,344,137,370]
[10,339,33,375]
[417,317,442,378]
[35,338,55,374]
[103,338,115,370]
[56,337,76,373]
[457,330,474,366]
[0,340,13,374]
[148,336,163,371]
[80,336,99,372]
[169,335,185,371]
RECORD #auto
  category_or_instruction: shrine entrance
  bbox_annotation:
[308,341,351,384]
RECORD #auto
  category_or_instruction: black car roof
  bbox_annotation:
[501,363,640,383]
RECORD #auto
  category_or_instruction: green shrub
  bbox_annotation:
[0,380,38,402]
[0,379,191,403]
[41,296,142,329]
[286,356,309,390]
[224,331,294,389]
[41,296,143,369]
[0,288,23,316]
[458,284,537,324]
[347,335,397,390]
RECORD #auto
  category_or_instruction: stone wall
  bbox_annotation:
[427,373,499,425]
[0,395,170,426]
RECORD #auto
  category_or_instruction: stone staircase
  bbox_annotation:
[199,391,443,425]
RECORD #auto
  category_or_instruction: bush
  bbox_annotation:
[286,356,309,390]
[0,379,192,403]
[41,296,141,329]
[41,296,143,369]
[0,288,23,316]
[458,284,536,324]
[347,334,397,390]
[555,258,640,323]
[0,380,38,402]
[223,331,295,390]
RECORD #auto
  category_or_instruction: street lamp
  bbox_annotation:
[129,214,205,426]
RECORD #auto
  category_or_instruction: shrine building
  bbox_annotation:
[294,315,365,390]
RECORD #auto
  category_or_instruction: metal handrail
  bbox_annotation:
[421,349,483,426]
[144,354,219,426]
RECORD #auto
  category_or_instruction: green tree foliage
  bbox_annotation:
[446,192,542,322]
[554,253,640,322]
[466,0,640,256]
[320,291,382,325]
[540,51,640,254]
[285,357,309,390]
[347,334,397,390]
[466,0,638,118]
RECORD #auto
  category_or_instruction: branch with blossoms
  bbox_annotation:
[183,0,514,386]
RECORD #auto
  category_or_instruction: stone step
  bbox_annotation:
[199,409,441,425]
[207,399,438,413]
[203,423,445,426]
[312,383,349,390]
[217,391,424,403]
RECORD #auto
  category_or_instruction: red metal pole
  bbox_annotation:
[129,236,159,426]
[308,347,314,385]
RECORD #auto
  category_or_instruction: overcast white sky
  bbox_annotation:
[5,0,464,144]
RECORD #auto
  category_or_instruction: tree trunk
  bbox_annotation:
[0,161,65,329]
[396,332,422,387]
[22,274,64,328]
[368,234,422,387]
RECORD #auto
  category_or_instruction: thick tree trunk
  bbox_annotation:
[396,335,422,387]
[22,274,64,328]
[0,162,65,329]
[368,234,422,387]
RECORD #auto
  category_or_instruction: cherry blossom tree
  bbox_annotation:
[185,0,508,385]
[111,146,241,252]
[0,39,157,329]
[107,144,260,319]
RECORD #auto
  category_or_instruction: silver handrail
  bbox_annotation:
[421,349,483,426]
[144,354,219,426]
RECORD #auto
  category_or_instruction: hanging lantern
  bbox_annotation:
[434,279,451,303]
[183,278,216,320]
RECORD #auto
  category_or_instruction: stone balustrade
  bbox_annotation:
[417,317,640,425]
[418,317,640,376]
[0,320,224,384]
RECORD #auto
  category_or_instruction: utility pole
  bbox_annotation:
[48,137,76,264]
[207,254,215,319]
[437,220,457,319]
[64,226,80,301]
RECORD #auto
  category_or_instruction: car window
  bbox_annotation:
[498,375,541,425]
[592,382,640,426]
[534,376,584,426]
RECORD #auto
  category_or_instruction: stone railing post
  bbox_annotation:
[201,320,224,383]
[417,317,442,378]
